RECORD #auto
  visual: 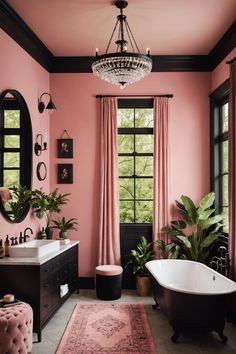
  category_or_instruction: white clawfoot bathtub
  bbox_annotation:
[146,259,236,342]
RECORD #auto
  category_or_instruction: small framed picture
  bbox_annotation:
[57,139,73,158]
[57,164,73,184]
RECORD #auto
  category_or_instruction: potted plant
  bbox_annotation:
[5,185,32,220]
[126,236,154,296]
[52,217,78,239]
[160,192,227,264]
[30,188,70,239]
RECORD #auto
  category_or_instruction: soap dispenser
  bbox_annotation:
[0,239,5,258]
[4,235,10,257]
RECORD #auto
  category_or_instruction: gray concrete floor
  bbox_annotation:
[32,289,236,354]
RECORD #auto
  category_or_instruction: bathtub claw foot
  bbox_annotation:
[171,332,180,343]
[218,332,228,343]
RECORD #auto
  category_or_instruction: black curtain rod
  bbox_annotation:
[226,57,236,64]
[96,94,174,98]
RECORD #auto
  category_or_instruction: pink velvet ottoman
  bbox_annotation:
[0,302,33,354]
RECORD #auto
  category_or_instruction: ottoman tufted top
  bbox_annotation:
[96,265,123,276]
[0,302,33,354]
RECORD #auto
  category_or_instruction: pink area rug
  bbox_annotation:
[56,303,156,354]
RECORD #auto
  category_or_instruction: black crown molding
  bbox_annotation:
[0,0,54,71]
[0,1,235,74]
[208,21,236,70]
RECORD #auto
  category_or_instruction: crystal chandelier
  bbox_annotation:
[92,0,152,89]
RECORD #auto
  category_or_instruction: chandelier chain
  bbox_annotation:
[105,19,119,54]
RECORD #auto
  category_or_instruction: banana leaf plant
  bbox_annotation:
[161,192,227,264]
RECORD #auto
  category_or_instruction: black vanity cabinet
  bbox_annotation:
[0,242,79,342]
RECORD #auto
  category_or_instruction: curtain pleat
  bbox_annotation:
[153,97,171,250]
[98,98,120,265]
[229,61,236,281]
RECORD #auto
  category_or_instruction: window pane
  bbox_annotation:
[118,109,133,128]
[223,174,228,205]
[119,156,134,176]
[222,207,229,233]
[118,135,134,154]
[4,110,20,128]
[4,135,20,148]
[222,103,228,133]
[136,156,153,176]
[120,201,134,223]
[3,170,20,188]
[136,178,153,199]
[136,135,153,153]
[135,109,153,127]
[136,201,153,223]
[4,152,20,167]
[119,179,134,200]
[222,141,228,173]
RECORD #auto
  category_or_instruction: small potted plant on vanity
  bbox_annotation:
[52,216,78,244]
[30,188,70,239]
[126,236,154,296]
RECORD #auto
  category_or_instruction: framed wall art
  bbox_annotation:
[57,130,73,158]
[57,138,73,158]
[57,164,73,184]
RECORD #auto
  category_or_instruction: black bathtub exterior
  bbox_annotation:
[150,274,233,343]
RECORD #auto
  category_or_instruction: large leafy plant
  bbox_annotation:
[126,236,154,276]
[161,192,226,264]
[30,188,70,227]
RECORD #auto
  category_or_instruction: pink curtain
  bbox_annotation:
[153,97,171,247]
[229,60,236,281]
[98,97,120,265]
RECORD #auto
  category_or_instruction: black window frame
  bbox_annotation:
[210,79,229,231]
[118,98,154,225]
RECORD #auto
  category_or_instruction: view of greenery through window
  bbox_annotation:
[118,107,154,223]
[0,109,21,188]
[220,102,229,233]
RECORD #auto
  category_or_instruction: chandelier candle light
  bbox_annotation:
[92,0,152,88]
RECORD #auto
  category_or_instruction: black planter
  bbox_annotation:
[45,227,53,239]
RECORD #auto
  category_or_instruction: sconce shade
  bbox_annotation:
[38,92,56,113]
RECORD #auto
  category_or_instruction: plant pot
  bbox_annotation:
[45,226,53,240]
[59,230,67,239]
[136,275,151,296]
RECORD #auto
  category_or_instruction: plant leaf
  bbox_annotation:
[199,192,215,211]
[170,220,187,230]
[181,195,198,224]
[174,235,191,248]
[200,233,221,249]
[198,215,224,230]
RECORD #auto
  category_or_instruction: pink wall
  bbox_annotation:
[50,72,211,276]
[0,29,51,238]
[1,26,233,278]
[211,48,236,91]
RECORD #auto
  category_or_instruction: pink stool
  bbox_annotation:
[0,302,33,354]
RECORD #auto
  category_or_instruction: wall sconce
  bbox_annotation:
[34,134,47,156]
[38,92,56,113]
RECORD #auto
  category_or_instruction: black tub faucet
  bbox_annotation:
[23,227,33,242]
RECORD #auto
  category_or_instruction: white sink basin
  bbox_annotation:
[9,240,60,258]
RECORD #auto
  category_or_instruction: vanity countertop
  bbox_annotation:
[0,240,79,266]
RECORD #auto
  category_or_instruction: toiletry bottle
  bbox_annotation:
[41,227,47,240]
[0,239,5,258]
[4,235,9,257]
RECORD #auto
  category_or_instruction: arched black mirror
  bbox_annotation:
[0,89,32,222]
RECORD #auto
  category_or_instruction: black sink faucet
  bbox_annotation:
[23,227,33,242]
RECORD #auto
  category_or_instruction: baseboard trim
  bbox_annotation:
[79,277,95,289]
